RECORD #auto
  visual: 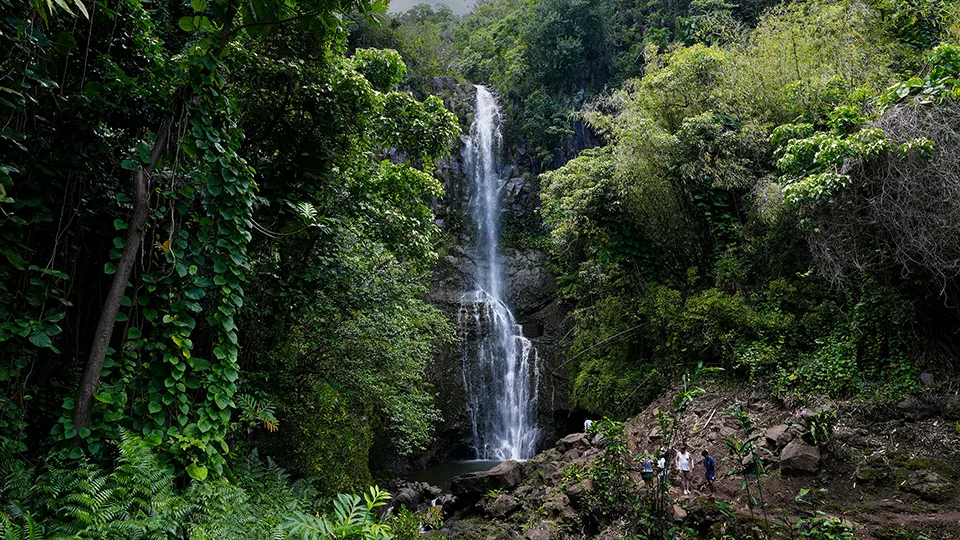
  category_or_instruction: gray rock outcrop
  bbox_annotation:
[944,395,960,420]
[481,494,522,518]
[896,394,939,421]
[780,441,821,474]
[902,470,953,502]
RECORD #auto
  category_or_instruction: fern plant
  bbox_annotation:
[0,512,40,540]
[235,393,280,434]
[186,450,317,539]
[0,458,37,528]
[284,485,393,540]
[3,432,394,539]
[38,429,189,538]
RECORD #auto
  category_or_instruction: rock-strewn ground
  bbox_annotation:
[395,384,960,539]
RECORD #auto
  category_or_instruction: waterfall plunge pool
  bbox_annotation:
[406,460,504,492]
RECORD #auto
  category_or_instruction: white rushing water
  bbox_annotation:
[458,86,540,461]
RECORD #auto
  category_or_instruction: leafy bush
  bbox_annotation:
[807,410,838,446]
[584,419,635,517]
[386,507,422,540]
[787,489,856,540]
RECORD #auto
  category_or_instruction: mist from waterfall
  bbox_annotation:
[458,85,540,461]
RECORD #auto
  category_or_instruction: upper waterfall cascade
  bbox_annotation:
[458,86,540,461]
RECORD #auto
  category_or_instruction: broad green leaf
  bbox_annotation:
[187,462,208,481]
[178,16,195,32]
[29,331,52,348]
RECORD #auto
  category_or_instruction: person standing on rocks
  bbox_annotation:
[584,418,593,432]
[640,450,656,484]
[702,449,717,495]
[676,445,694,495]
[657,447,669,483]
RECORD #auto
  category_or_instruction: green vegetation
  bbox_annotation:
[350,0,960,419]
[0,0,458,533]
[537,1,960,415]
[4,0,960,535]
[0,429,398,538]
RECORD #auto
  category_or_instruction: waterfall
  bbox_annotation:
[458,86,540,461]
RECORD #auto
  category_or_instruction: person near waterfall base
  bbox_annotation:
[676,445,694,495]
[702,449,717,495]
[656,447,668,483]
[640,451,656,483]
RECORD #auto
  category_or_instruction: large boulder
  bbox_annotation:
[389,481,443,513]
[765,424,789,448]
[482,494,522,518]
[944,395,960,420]
[896,395,939,421]
[902,470,954,502]
[565,478,592,504]
[542,493,577,521]
[451,460,523,496]
[393,487,420,511]
[780,441,821,475]
[525,522,552,540]
[556,432,590,453]
[524,459,562,486]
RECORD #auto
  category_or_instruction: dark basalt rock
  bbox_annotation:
[481,494,522,518]
[556,432,590,453]
[896,394,939,421]
[451,459,523,496]
[765,424,789,448]
[943,395,960,420]
[389,480,445,514]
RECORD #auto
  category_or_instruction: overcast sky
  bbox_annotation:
[387,0,477,15]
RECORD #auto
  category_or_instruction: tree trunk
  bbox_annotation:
[73,2,241,433]
[74,119,173,431]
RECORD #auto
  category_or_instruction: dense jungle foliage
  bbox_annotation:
[4,0,960,535]
[354,0,960,417]
[1,0,458,535]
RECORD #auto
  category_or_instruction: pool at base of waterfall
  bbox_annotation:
[406,460,504,492]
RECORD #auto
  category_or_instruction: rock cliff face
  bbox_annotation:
[421,77,571,465]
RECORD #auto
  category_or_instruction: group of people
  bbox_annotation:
[582,419,718,496]
[639,445,718,496]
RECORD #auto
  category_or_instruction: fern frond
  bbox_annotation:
[283,512,336,540]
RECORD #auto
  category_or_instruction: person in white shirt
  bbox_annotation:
[656,445,670,483]
[583,418,593,432]
[675,445,694,495]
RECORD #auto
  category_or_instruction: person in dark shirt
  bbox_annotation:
[640,450,655,484]
[702,449,717,495]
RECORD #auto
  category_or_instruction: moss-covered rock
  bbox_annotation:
[901,470,954,502]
